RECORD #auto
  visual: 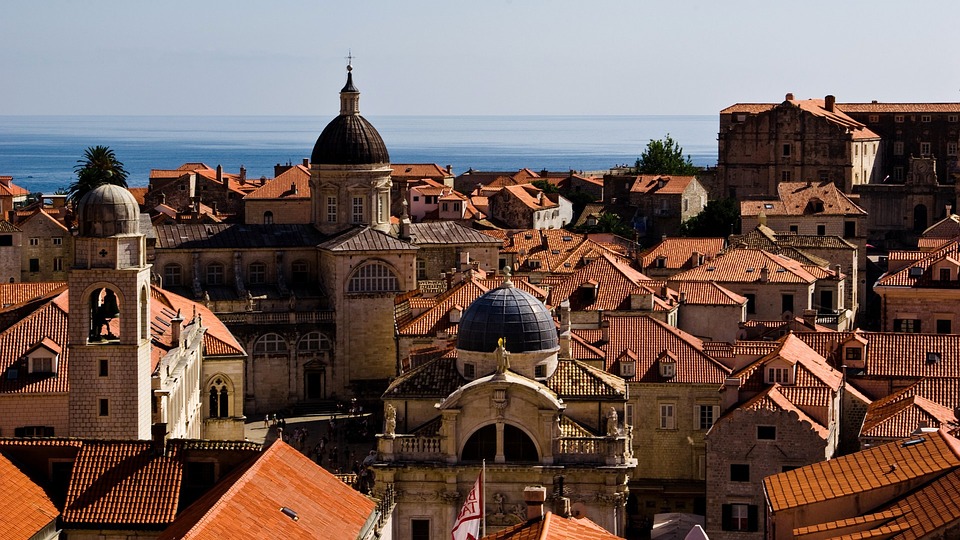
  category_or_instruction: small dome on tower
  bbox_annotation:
[76,184,141,237]
[311,67,390,165]
[458,281,559,354]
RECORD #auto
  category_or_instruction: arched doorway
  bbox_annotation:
[461,424,539,462]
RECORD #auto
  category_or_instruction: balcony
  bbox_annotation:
[377,433,634,466]
[214,310,335,325]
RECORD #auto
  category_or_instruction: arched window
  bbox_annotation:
[254,333,288,354]
[163,263,182,286]
[140,286,148,341]
[89,287,121,342]
[248,262,267,285]
[263,211,274,225]
[298,331,332,351]
[206,262,225,286]
[291,260,309,285]
[461,424,539,463]
[348,263,398,293]
[209,380,230,418]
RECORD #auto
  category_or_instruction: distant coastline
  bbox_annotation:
[0,115,719,194]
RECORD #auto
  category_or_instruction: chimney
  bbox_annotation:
[601,319,610,342]
[690,251,701,267]
[760,266,769,283]
[216,164,223,184]
[948,204,954,216]
[210,201,218,216]
[291,182,298,195]
[825,95,836,112]
[524,486,547,521]
[758,210,767,226]
[151,423,168,455]
[446,164,453,175]
[785,92,794,101]
[302,158,309,167]
[722,377,741,410]
[170,309,184,347]
[559,299,571,334]
[835,264,843,281]
[679,291,687,304]
[239,166,246,183]
[802,309,817,327]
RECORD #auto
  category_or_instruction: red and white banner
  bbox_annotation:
[451,471,483,540]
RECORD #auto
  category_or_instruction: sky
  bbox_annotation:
[3,1,960,117]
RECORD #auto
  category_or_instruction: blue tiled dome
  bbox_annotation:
[457,282,559,353]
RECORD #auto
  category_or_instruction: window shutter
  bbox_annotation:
[721,504,732,530]
[748,504,759,532]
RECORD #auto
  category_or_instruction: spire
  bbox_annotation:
[340,52,360,115]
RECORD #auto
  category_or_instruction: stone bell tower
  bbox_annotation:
[67,184,153,440]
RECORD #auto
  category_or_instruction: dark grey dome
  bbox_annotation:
[458,282,559,353]
[76,184,140,237]
[311,114,389,165]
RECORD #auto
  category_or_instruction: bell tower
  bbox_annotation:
[68,184,153,440]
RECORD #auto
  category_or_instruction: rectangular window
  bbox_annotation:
[894,167,904,181]
[99,359,109,377]
[534,364,546,378]
[29,238,39,246]
[745,294,756,314]
[782,294,794,315]
[767,367,790,384]
[789,225,799,234]
[895,115,905,123]
[441,202,449,211]
[625,404,634,428]
[845,347,862,360]
[52,237,63,246]
[951,115,959,123]
[757,426,777,440]
[894,319,921,333]
[781,170,791,181]
[99,399,109,417]
[819,170,829,182]
[782,144,791,158]
[921,114,932,122]
[29,259,39,272]
[844,221,856,238]
[921,142,931,155]
[949,143,958,156]
[327,196,337,223]
[893,141,904,155]
[659,403,676,430]
[352,197,364,224]
[30,357,53,373]
[463,363,475,380]
[730,464,750,482]
[0,235,10,246]
[416,259,426,280]
[868,114,879,123]
[722,503,758,531]
[817,224,826,236]
[411,519,430,540]
[941,268,951,281]
[53,258,63,272]
[937,319,952,334]
[698,405,719,430]
[412,196,420,202]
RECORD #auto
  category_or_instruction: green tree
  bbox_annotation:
[575,211,634,237]
[678,198,740,237]
[69,145,128,203]
[531,179,560,194]
[635,134,699,175]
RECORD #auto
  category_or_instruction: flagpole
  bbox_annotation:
[482,459,486,538]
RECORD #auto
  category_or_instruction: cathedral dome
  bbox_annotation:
[310,69,390,165]
[457,281,559,354]
[76,184,140,237]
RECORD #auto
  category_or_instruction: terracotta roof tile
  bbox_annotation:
[737,385,828,437]
[391,163,451,180]
[547,359,626,399]
[484,511,621,539]
[0,281,66,308]
[63,440,183,526]
[243,166,310,200]
[741,181,867,217]
[861,383,959,440]
[158,440,376,540]
[639,237,726,270]
[876,241,960,287]
[548,253,666,311]
[763,428,960,513]
[669,247,825,284]
[629,175,697,195]
[0,453,59,539]
[574,316,730,384]
[647,279,746,306]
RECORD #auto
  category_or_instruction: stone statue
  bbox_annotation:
[606,406,620,437]
[495,337,510,374]
[384,403,397,437]
[493,492,505,515]
[246,290,254,312]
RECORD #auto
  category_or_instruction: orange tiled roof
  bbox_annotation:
[639,237,726,270]
[922,214,960,238]
[647,279,746,306]
[0,281,66,308]
[669,247,825,285]
[737,384,828,437]
[629,175,697,195]
[501,229,624,274]
[392,163,450,179]
[63,440,183,526]
[573,315,730,384]
[861,382,959,440]
[483,511,621,539]
[548,253,669,312]
[763,427,960,513]
[721,99,880,139]
[0,453,59,539]
[501,184,558,210]
[732,333,842,393]
[840,102,960,113]
[0,177,30,198]
[741,181,867,217]
[876,241,960,287]
[244,165,310,200]
[158,440,376,540]
[127,187,148,205]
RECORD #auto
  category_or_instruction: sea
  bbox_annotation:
[0,115,718,194]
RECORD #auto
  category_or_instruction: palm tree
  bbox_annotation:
[69,145,128,203]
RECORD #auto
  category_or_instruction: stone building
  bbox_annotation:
[718,94,882,199]
[144,163,256,221]
[0,184,246,441]
[375,279,635,538]
[19,209,72,283]
[487,184,572,229]
[628,175,709,240]
[874,239,960,334]
[0,220,21,283]
[242,163,311,225]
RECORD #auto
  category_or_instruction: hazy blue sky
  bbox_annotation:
[3,1,959,116]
